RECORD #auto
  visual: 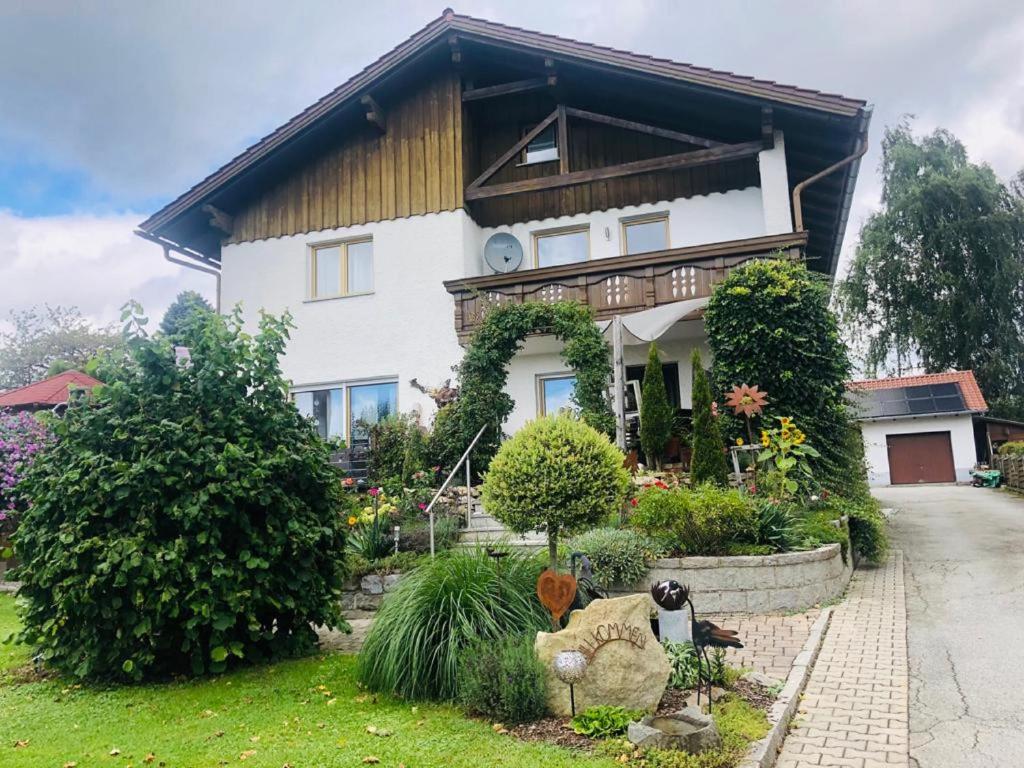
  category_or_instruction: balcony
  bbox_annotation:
[443,231,808,340]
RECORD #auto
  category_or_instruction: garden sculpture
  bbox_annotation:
[570,551,608,610]
[651,580,743,711]
[536,569,577,630]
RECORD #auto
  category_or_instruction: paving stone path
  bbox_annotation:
[777,551,909,768]
[708,609,819,682]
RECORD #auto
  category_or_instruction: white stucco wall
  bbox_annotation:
[859,414,977,486]
[475,187,766,272]
[759,131,793,235]
[220,211,470,426]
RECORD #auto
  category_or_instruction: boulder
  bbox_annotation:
[536,593,670,716]
[628,707,722,753]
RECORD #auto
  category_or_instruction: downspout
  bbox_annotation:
[134,230,222,313]
[791,127,870,233]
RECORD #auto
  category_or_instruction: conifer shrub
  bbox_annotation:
[690,349,729,486]
[639,343,674,469]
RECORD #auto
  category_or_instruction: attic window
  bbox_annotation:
[522,124,558,165]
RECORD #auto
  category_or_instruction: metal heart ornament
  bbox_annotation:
[536,569,577,627]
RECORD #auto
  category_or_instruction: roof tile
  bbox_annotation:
[0,370,102,408]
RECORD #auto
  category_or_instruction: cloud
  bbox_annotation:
[0,210,216,331]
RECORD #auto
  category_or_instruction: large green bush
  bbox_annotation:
[481,415,630,568]
[704,259,865,496]
[690,349,729,486]
[358,548,547,700]
[457,634,548,724]
[629,484,757,556]
[12,310,348,680]
[567,527,664,588]
[639,343,673,469]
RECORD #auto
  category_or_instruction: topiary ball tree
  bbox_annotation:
[481,414,629,569]
[13,309,349,681]
[690,349,729,486]
[704,258,860,495]
[639,342,673,469]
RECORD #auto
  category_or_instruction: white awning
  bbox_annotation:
[597,296,709,345]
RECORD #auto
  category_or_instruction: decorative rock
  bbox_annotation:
[627,707,722,753]
[742,670,783,690]
[535,594,671,716]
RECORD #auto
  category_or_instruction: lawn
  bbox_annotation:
[0,594,617,768]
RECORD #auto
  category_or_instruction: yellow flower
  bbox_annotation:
[735,437,744,446]
[347,515,358,526]
[780,416,793,427]
[760,430,769,441]
[761,437,770,447]
[781,429,792,440]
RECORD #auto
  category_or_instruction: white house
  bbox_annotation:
[848,371,988,485]
[137,11,870,459]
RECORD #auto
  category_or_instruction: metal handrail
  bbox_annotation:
[425,423,489,557]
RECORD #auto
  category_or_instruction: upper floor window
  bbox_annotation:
[310,238,373,299]
[622,213,669,255]
[534,225,589,268]
[522,124,558,165]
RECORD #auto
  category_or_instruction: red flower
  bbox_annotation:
[418,502,427,510]
[821,489,830,499]
[654,480,669,490]
[630,498,638,507]
[368,487,380,497]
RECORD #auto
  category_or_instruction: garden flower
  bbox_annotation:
[347,515,358,526]
[630,498,638,507]
[654,480,668,490]
[368,487,380,497]
[342,477,355,487]
[781,429,792,440]
[735,437,744,446]
[418,502,427,510]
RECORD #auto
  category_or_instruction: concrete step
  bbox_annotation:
[457,527,548,546]
[467,512,499,529]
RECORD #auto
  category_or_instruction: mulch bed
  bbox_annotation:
[506,678,776,750]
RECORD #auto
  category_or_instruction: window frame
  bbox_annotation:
[532,224,590,269]
[291,377,397,443]
[520,122,559,166]
[620,212,670,256]
[536,372,578,417]
[308,236,374,301]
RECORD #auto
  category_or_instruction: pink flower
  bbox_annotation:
[368,487,380,497]
[418,502,427,511]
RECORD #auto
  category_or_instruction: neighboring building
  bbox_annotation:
[848,371,987,485]
[137,11,870,449]
[0,370,102,413]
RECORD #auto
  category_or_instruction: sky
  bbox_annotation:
[1,0,1022,331]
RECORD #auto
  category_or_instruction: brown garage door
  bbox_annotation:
[886,432,956,484]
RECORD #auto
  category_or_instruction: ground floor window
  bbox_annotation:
[293,379,397,443]
[537,373,578,416]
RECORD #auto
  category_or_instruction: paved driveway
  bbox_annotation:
[876,484,1024,768]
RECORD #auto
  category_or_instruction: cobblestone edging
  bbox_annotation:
[612,544,852,613]
[739,607,834,768]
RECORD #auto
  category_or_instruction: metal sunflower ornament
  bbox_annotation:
[724,384,769,418]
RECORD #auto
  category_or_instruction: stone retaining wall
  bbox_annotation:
[339,573,404,614]
[612,544,851,613]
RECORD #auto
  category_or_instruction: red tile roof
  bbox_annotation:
[0,370,102,408]
[847,370,987,412]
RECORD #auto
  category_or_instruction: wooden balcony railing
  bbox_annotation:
[443,231,807,340]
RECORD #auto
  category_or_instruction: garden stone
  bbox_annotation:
[743,671,783,689]
[535,594,670,716]
[627,707,721,753]
[361,575,384,595]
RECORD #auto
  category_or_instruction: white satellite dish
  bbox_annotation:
[483,232,523,274]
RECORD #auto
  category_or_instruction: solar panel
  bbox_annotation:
[857,382,966,419]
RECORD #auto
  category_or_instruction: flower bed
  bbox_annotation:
[609,543,851,613]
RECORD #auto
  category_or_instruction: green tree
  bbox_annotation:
[705,259,863,496]
[481,414,629,569]
[639,343,673,469]
[0,305,120,389]
[689,349,728,486]
[837,120,1024,409]
[13,308,348,681]
[159,290,214,342]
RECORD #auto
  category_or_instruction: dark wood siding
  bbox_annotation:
[886,432,956,484]
[464,94,760,228]
[229,70,463,244]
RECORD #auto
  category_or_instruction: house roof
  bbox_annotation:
[847,370,988,415]
[0,370,102,409]
[138,10,869,258]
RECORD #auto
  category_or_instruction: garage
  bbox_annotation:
[885,432,956,484]
[848,370,989,486]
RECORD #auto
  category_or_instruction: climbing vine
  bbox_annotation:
[432,301,614,474]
